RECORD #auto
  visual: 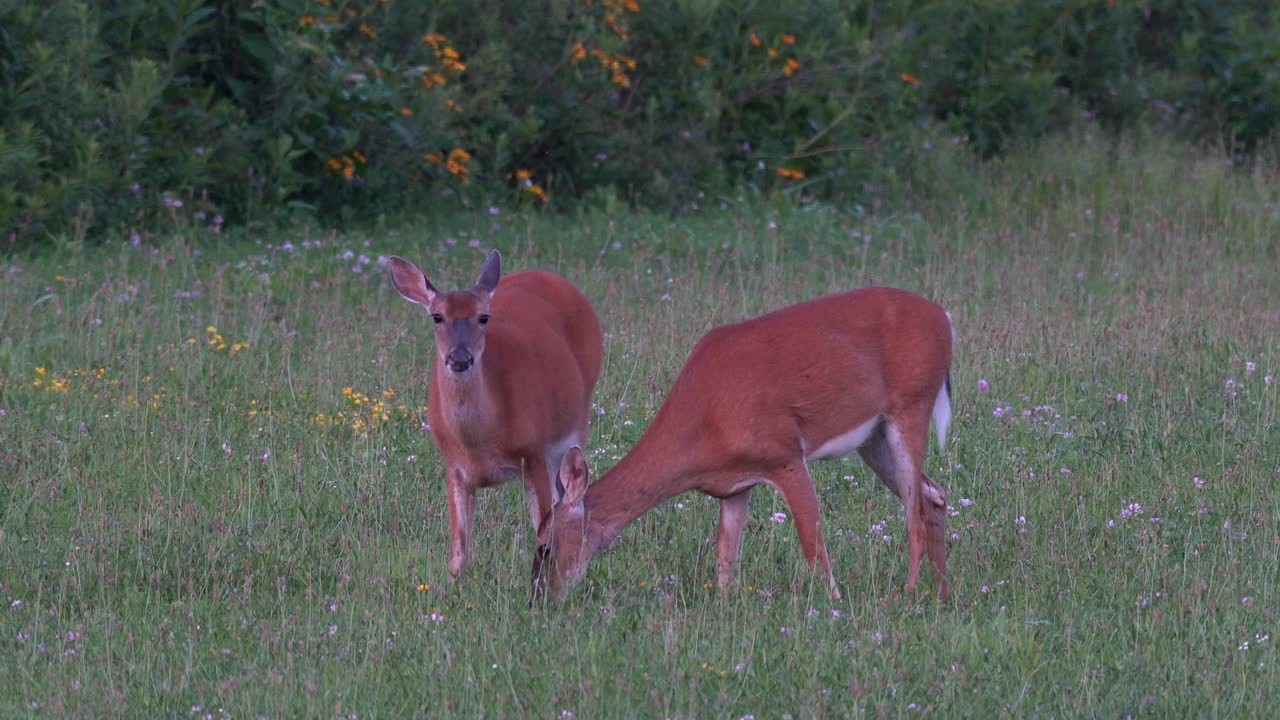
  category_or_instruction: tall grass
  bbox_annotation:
[2,133,1278,717]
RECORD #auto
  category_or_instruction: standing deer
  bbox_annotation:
[389,250,603,580]
[532,287,953,601]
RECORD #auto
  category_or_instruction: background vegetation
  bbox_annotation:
[2,132,1278,716]
[3,0,1279,243]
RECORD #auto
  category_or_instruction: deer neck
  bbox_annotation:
[433,362,501,439]
[581,425,699,554]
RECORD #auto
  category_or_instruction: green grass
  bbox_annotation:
[2,132,1279,717]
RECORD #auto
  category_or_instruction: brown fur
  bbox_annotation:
[533,287,952,602]
[390,252,602,579]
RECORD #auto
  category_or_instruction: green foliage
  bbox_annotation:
[1,0,1278,244]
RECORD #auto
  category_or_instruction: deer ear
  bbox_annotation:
[558,446,590,507]
[475,250,501,295]
[388,256,438,306]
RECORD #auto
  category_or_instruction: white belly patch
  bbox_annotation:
[806,416,881,462]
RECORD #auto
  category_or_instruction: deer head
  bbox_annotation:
[388,250,501,378]
[531,446,595,602]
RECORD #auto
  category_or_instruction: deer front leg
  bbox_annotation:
[715,488,753,594]
[773,462,840,600]
[445,467,476,579]
[522,454,554,531]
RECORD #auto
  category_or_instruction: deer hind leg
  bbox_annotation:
[860,415,943,596]
[446,467,476,579]
[919,471,949,601]
[715,488,753,594]
[770,461,840,600]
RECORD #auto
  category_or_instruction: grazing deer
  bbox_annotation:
[389,250,603,580]
[531,287,953,602]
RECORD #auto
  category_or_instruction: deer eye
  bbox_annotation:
[478,314,490,325]
[431,314,444,324]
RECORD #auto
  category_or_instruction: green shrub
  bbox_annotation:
[1,0,1277,245]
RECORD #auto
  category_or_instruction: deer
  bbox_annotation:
[531,286,953,603]
[388,250,603,580]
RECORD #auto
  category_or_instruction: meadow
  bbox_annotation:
[2,133,1279,717]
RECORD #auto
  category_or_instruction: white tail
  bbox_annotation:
[532,287,953,602]
[389,250,603,579]
[932,312,956,452]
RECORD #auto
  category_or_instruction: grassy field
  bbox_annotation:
[2,133,1279,717]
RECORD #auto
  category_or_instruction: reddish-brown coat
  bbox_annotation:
[391,252,602,580]
[534,287,952,602]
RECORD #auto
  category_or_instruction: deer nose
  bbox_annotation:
[446,348,474,373]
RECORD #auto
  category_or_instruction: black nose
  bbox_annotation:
[446,349,474,372]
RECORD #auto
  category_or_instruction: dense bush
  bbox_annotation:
[1,0,1276,244]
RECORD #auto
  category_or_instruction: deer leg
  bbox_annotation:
[920,472,949,601]
[860,425,949,600]
[884,416,931,595]
[856,421,899,493]
[715,488,753,594]
[446,467,476,579]
[522,454,554,531]
[771,461,840,600]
